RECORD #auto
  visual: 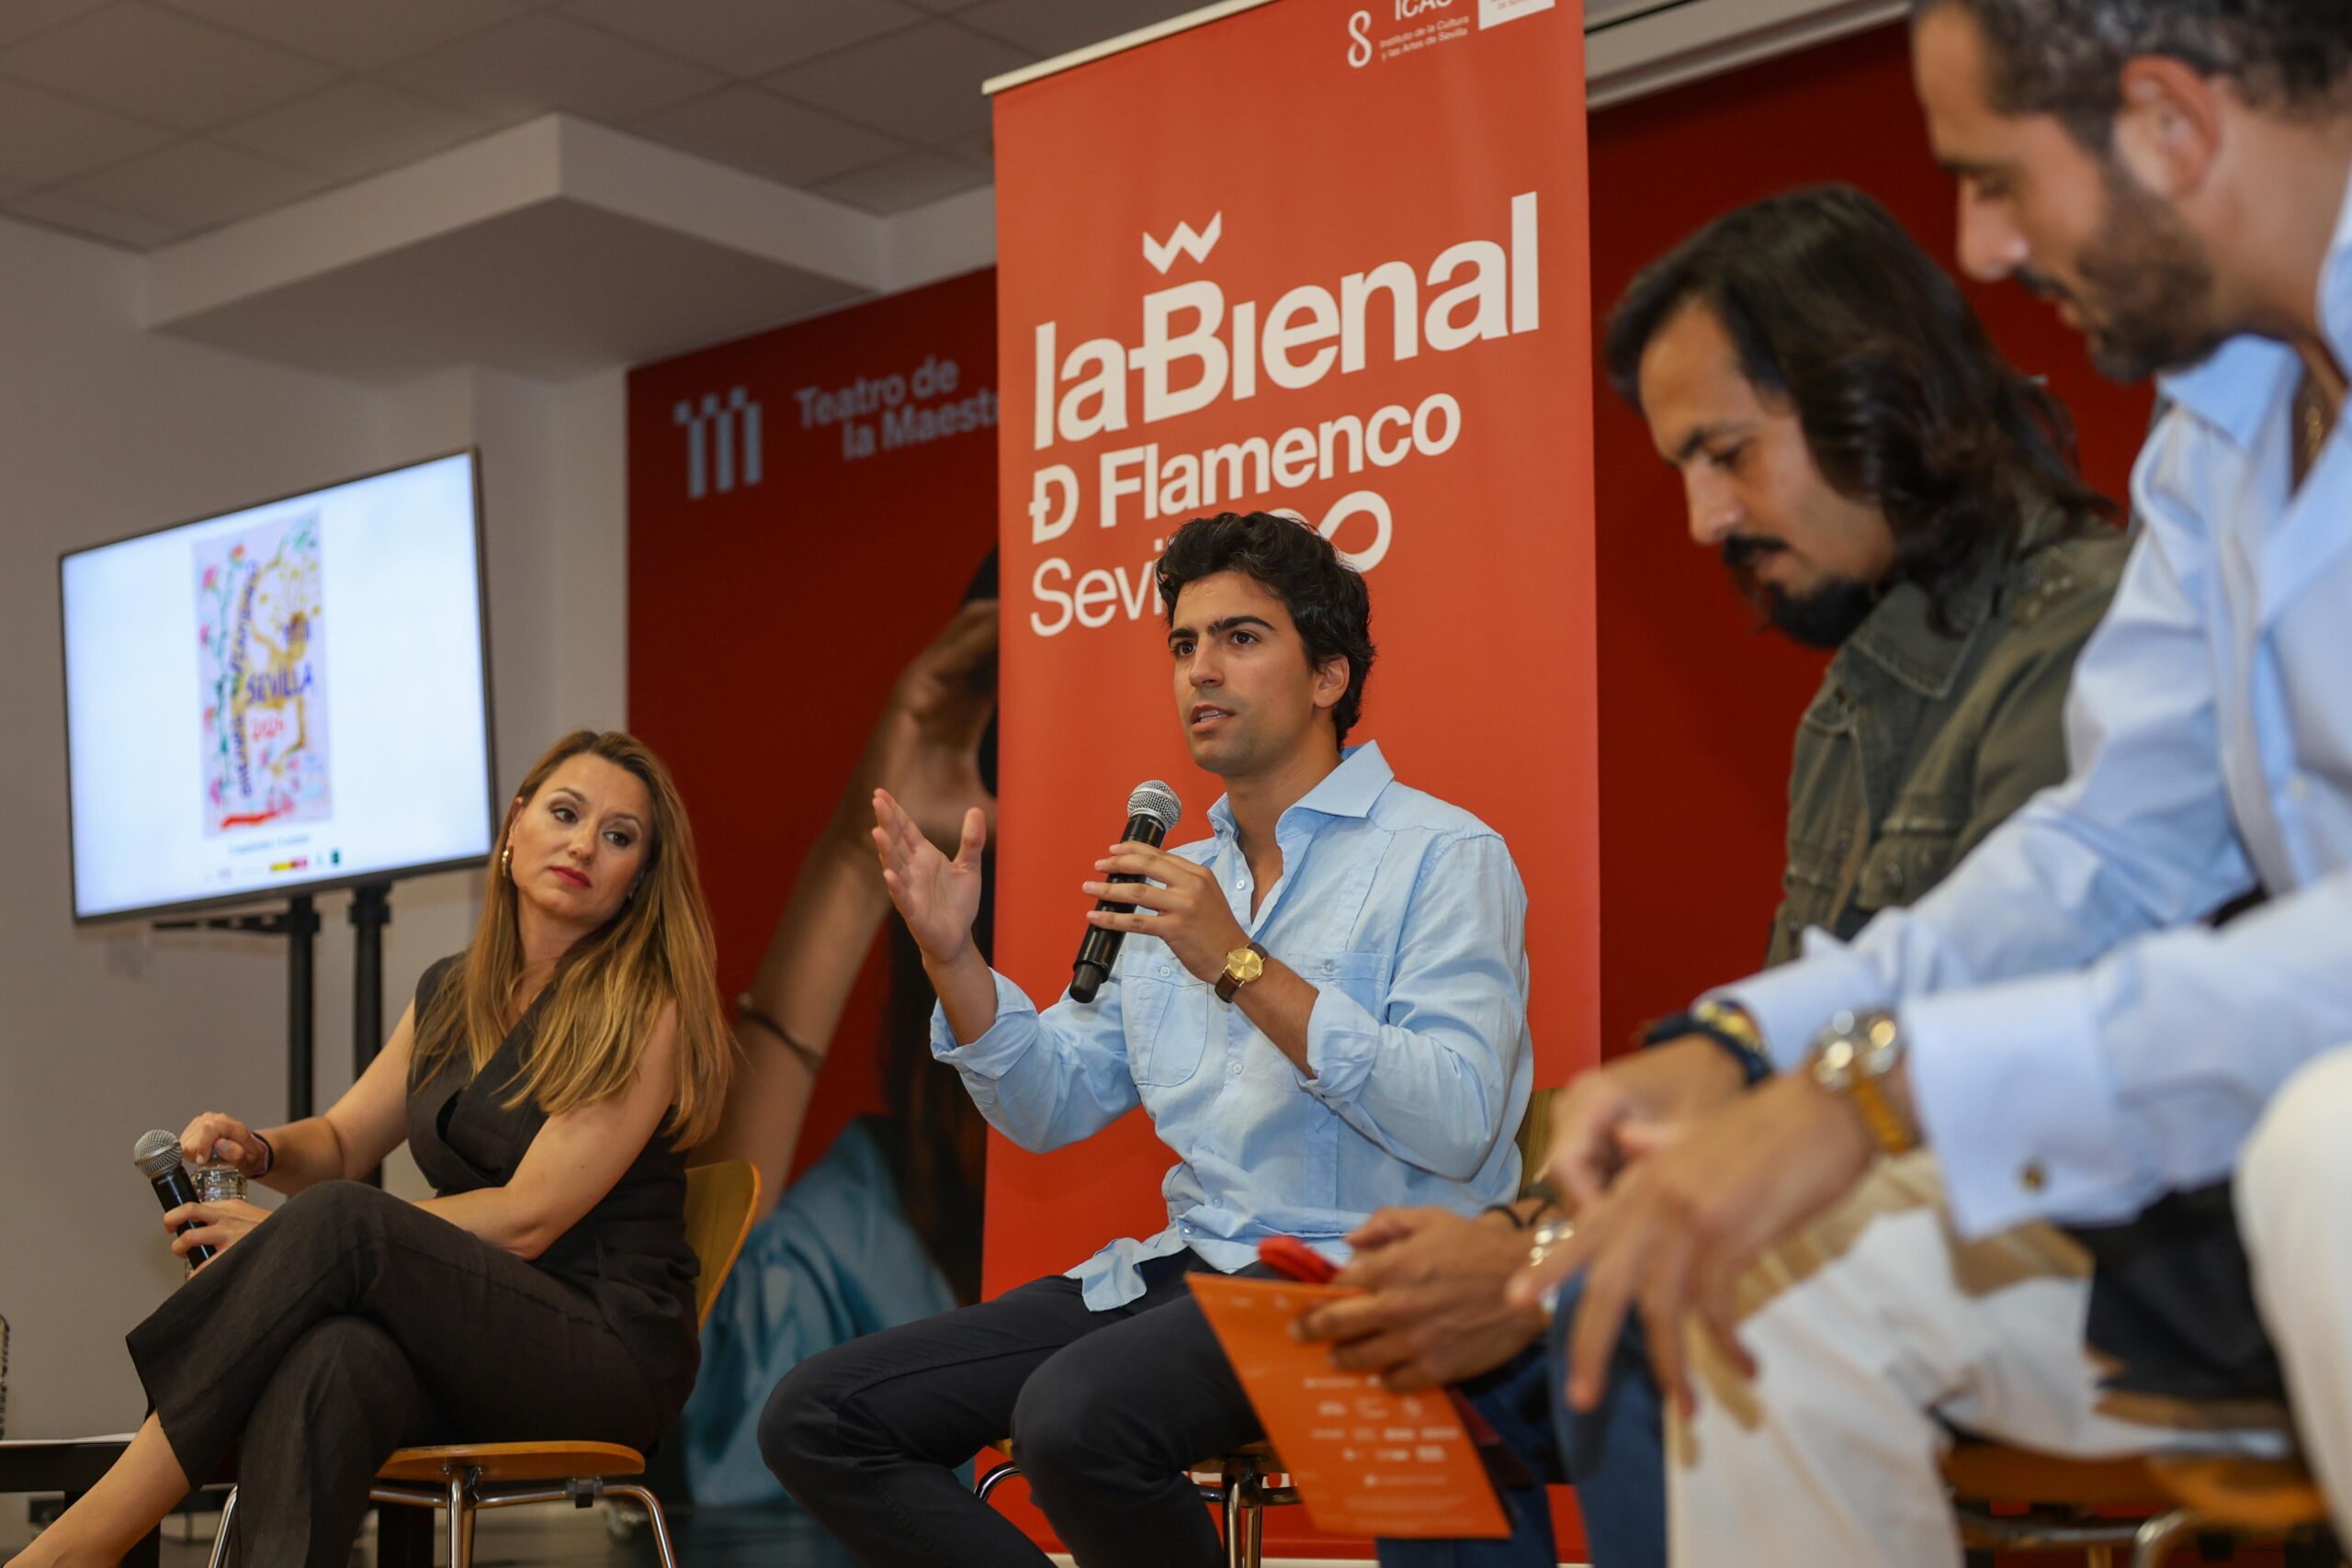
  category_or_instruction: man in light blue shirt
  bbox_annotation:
[762,510,1532,1568]
[1514,1,2352,1561]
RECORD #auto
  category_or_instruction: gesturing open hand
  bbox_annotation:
[873,787,986,967]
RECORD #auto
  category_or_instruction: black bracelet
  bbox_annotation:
[1642,1010,1773,1088]
[1480,1201,1530,1229]
[250,1130,275,1179]
[1520,1178,1561,1219]
[735,995,827,1076]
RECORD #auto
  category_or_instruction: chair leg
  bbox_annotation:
[444,1472,476,1568]
[203,1486,238,1568]
[1242,1489,1264,1568]
[1221,1473,1245,1568]
[2086,1546,2115,1568]
[606,1484,678,1568]
[2129,1508,2204,1568]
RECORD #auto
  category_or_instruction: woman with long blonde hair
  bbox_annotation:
[10,730,730,1568]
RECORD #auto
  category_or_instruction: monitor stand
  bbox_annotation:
[153,880,394,1185]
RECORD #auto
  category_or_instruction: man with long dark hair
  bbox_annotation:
[1295,184,2127,1567]
[1512,2,2352,1560]
[760,512,1533,1568]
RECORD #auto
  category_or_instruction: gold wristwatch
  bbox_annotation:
[1216,941,1269,1002]
[1806,1010,1919,1156]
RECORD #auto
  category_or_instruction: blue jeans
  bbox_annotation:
[1374,1278,1667,1568]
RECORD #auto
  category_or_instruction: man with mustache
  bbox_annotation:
[1514,1,2352,1560]
[1297,184,2126,1568]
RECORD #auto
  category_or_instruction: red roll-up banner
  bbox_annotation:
[985,0,1598,1333]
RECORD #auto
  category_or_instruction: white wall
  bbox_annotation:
[0,215,628,1477]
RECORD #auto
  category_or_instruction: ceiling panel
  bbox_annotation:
[52,135,324,229]
[380,12,722,124]
[764,18,1028,148]
[560,0,928,79]
[0,1,334,130]
[0,0,109,49]
[629,84,904,187]
[958,0,1209,58]
[813,146,988,213]
[0,77,171,185]
[8,184,184,243]
[933,127,991,167]
[151,0,533,73]
[213,78,492,180]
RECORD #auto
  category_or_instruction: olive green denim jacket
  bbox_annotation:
[1766,521,2129,969]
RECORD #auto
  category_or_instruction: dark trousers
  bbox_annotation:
[761,1250,1264,1568]
[126,1181,668,1568]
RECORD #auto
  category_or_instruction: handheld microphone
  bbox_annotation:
[132,1129,215,1266]
[1070,780,1182,1004]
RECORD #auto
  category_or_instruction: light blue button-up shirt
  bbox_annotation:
[1724,164,2352,1240]
[933,741,1532,1308]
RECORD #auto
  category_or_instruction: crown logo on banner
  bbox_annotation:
[1142,213,1222,275]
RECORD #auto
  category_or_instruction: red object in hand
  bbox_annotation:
[1258,1235,1339,1284]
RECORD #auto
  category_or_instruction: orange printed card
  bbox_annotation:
[1186,1274,1510,1540]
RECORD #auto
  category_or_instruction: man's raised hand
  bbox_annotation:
[873,786,986,966]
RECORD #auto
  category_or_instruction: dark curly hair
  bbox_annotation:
[1917,0,2352,149]
[1155,511,1376,746]
[1604,184,2114,635]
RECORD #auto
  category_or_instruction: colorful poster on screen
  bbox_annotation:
[195,510,330,835]
[984,0,1601,1327]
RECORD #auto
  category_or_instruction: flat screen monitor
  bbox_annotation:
[60,450,495,922]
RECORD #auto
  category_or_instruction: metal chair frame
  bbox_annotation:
[1949,1448,2345,1568]
[199,1161,759,1568]
[979,1448,1302,1568]
[204,1463,684,1568]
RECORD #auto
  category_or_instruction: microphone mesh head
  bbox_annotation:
[1125,780,1181,834]
[132,1128,185,1179]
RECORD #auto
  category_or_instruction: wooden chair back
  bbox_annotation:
[684,1160,762,1330]
[1516,1087,1555,1200]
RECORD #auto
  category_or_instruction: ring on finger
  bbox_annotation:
[1527,1217,1576,1316]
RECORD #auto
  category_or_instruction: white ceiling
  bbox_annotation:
[0,0,1905,383]
[0,0,1212,250]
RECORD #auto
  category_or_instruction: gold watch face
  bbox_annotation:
[1225,946,1265,984]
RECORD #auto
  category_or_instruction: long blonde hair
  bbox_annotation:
[413,729,731,1145]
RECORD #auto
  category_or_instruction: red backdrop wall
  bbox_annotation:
[627,268,999,1183]
[1587,22,2152,1060]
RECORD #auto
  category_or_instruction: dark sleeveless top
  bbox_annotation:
[407,954,701,1406]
